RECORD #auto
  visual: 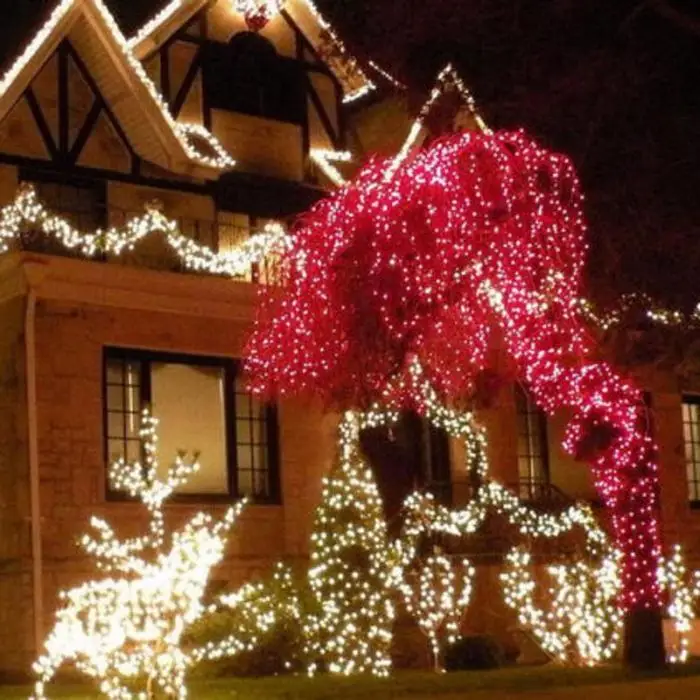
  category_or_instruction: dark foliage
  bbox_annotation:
[444,635,506,671]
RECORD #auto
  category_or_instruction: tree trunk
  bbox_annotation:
[623,607,666,669]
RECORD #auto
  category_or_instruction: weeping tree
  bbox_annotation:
[245,128,665,667]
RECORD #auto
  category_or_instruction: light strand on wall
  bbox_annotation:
[387,63,491,180]
[0,185,289,279]
[580,294,700,332]
[91,0,236,170]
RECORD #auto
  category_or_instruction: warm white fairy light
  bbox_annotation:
[579,293,700,332]
[501,548,623,666]
[90,0,235,170]
[398,553,474,671]
[387,64,491,180]
[127,0,184,50]
[0,185,289,278]
[337,359,627,669]
[658,545,700,663]
[310,148,352,187]
[0,0,75,99]
[32,410,245,700]
[127,0,184,49]
[303,409,395,677]
[195,563,302,664]
[367,60,406,90]
[297,0,375,103]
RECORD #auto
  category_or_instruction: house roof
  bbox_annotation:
[128,0,377,103]
[0,0,235,178]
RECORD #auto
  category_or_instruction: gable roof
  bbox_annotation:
[0,0,234,178]
[128,0,376,103]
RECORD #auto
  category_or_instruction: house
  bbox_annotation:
[0,0,697,678]
[0,0,385,676]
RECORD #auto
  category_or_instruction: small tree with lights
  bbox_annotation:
[398,551,475,671]
[303,411,395,676]
[32,411,244,700]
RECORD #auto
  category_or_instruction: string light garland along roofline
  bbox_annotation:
[580,294,700,332]
[126,0,186,49]
[0,184,289,278]
[310,148,353,187]
[297,0,376,103]
[387,63,491,180]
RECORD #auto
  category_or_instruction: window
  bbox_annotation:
[202,34,305,123]
[515,384,550,501]
[21,169,106,230]
[359,411,452,524]
[682,396,700,504]
[104,349,279,502]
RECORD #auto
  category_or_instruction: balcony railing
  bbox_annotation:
[424,479,578,511]
[409,479,598,561]
[13,201,279,282]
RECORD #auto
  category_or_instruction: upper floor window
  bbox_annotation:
[203,33,305,124]
[21,169,106,231]
[682,395,700,505]
[104,348,279,503]
[360,411,452,526]
[515,384,549,501]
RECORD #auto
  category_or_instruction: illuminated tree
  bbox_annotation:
[246,128,665,666]
[32,411,244,700]
[501,548,623,666]
[303,412,395,676]
[398,553,475,671]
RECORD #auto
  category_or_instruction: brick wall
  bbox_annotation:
[0,297,33,677]
[9,291,335,675]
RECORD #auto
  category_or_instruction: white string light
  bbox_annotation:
[297,0,375,103]
[501,548,623,666]
[127,0,185,50]
[386,64,491,180]
[303,409,395,677]
[0,185,289,279]
[310,148,352,187]
[398,553,474,671]
[658,545,700,663]
[32,410,245,700]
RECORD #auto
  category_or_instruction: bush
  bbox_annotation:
[443,635,505,671]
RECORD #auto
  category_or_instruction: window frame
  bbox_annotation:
[102,347,280,505]
[681,394,700,509]
[514,383,550,502]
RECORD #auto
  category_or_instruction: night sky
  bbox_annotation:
[2,0,698,306]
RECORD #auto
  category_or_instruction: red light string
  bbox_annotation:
[245,129,662,611]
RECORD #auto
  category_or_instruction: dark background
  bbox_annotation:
[2,0,698,306]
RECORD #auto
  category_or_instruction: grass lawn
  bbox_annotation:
[3,664,700,700]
